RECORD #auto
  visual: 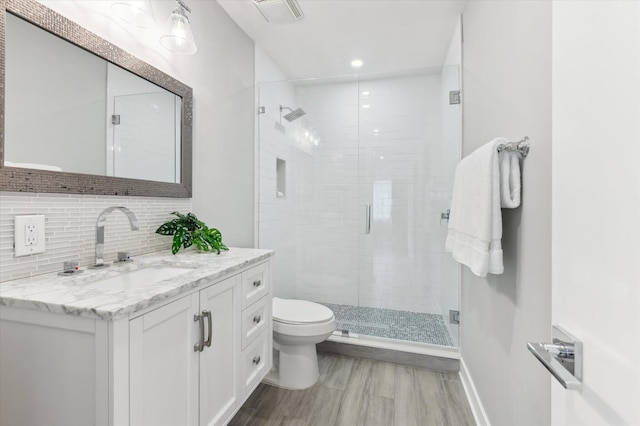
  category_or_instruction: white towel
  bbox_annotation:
[445,138,507,277]
[499,150,521,208]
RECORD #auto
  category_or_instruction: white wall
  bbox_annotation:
[460,1,552,425]
[0,0,256,281]
[186,2,255,248]
[255,45,288,83]
[551,1,640,424]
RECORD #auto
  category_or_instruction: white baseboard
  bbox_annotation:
[459,358,491,426]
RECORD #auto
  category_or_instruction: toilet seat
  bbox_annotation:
[273,297,334,325]
[272,297,336,337]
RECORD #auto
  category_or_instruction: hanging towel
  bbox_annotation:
[499,149,521,208]
[445,138,507,277]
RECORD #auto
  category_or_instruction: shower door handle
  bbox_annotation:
[365,204,372,234]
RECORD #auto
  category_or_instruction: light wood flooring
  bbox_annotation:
[229,353,475,426]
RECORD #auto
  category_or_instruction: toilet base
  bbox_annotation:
[263,342,319,390]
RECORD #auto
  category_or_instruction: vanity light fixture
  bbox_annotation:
[112,0,156,28]
[160,0,197,55]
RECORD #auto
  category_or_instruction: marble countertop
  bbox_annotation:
[0,248,274,320]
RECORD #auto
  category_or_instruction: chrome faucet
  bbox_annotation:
[94,206,139,267]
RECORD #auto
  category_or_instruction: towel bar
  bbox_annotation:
[497,136,530,157]
[527,325,582,390]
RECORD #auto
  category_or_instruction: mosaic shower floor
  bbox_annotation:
[320,303,454,347]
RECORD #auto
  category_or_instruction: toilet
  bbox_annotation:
[266,297,336,390]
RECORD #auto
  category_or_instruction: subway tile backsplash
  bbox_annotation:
[0,192,191,282]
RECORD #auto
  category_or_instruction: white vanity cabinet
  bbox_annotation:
[129,274,241,426]
[0,254,272,426]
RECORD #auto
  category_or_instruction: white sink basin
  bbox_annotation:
[84,265,195,291]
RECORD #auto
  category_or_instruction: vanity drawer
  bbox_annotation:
[242,262,269,309]
[242,296,269,349]
[242,334,268,393]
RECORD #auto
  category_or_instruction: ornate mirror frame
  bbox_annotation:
[0,0,193,197]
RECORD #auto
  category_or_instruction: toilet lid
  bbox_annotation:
[272,297,334,325]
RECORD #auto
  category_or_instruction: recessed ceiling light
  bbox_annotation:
[361,90,370,96]
[362,104,371,109]
[351,59,364,68]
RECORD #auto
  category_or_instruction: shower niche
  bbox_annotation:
[276,158,286,198]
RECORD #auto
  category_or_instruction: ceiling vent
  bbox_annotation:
[253,0,304,24]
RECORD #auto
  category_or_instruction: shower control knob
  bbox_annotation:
[253,315,262,324]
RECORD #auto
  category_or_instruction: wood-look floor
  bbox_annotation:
[229,353,475,426]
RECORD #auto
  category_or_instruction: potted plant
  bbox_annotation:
[156,212,228,255]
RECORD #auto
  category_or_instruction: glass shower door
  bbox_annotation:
[356,70,461,346]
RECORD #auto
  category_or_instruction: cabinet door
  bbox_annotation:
[130,293,200,426]
[199,275,241,426]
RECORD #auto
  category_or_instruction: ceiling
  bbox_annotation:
[217,0,467,81]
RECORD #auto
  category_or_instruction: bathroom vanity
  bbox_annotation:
[0,248,273,426]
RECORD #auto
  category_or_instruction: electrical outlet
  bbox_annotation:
[14,215,46,257]
[26,224,37,245]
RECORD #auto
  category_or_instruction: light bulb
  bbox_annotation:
[160,5,197,55]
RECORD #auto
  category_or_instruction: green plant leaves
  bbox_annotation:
[156,221,177,235]
[157,212,229,255]
[171,227,185,255]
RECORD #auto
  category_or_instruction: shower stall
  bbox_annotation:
[258,66,461,354]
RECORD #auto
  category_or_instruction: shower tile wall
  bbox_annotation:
[293,80,361,306]
[0,192,190,282]
[257,80,301,299]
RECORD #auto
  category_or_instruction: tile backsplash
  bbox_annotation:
[0,192,191,282]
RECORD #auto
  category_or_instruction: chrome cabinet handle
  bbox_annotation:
[193,313,204,352]
[253,315,262,324]
[252,356,261,365]
[202,310,212,348]
[253,280,261,288]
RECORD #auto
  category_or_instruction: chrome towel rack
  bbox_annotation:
[497,136,530,157]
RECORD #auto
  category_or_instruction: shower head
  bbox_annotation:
[280,105,306,122]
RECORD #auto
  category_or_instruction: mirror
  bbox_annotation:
[0,0,193,197]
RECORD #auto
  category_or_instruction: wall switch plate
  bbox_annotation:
[14,215,46,257]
